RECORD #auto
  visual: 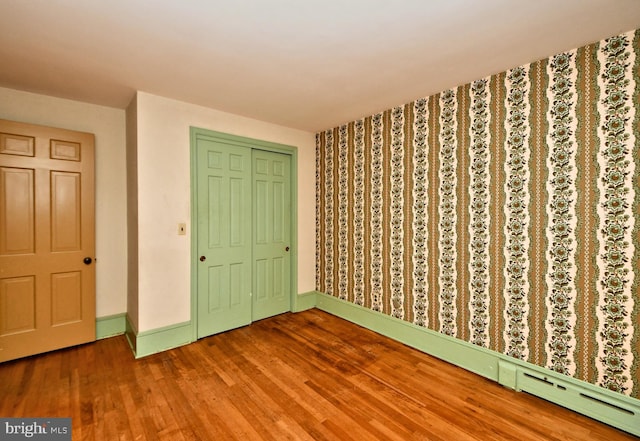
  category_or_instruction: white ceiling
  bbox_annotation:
[1,1,639,132]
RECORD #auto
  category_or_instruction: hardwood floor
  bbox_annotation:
[0,309,636,440]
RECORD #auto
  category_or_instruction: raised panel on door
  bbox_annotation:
[50,271,82,326]
[206,265,223,311]
[0,276,36,336]
[50,171,81,252]
[196,139,252,338]
[0,167,34,255]
[0,119,95,362]
[252,149,291,321]
[0,133,34,156]
[207,176,223,247]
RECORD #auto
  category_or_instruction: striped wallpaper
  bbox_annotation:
[315,29,639,398]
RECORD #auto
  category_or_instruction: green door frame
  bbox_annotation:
[189,127,298,341]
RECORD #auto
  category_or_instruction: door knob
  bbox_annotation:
[200,256,206,262]
[285,246,290,252]
[83,257,93,265]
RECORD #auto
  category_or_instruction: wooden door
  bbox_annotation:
[196,138,252,338]
[252,150,291,321]
[0,119,95,362]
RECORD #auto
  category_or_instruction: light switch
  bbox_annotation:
[178,223,186,235]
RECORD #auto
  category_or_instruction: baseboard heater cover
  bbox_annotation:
[515,367,639,436]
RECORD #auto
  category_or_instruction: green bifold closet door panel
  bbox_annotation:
[196,140,252,337]
[196,138,291,338]
[252,149,291,322]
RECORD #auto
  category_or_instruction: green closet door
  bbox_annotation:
[196,139,252,338]
[252,149,291,321]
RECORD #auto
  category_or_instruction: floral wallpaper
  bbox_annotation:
[315,29,639,398]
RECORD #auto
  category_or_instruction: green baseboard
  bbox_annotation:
[122,290,315,359]
[315,292,640,437]
[125,316,193,359]
[293,290,317,312]
[96,313,126,339]
[316,291,499,379]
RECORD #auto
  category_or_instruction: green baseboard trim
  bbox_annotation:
[96,313,127,339]
[293,290,318,312]
[125,315,138,355]
[316,292,498,379]
[123,290,315,359]
[125,316,193,359]
[315,292,640,437]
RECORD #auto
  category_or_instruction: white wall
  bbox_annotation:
[0,87,128,317]
[134,91,316,332]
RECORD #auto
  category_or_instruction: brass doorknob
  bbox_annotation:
[199,256,206,262]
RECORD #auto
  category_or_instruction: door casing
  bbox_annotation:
[190,127,298,340]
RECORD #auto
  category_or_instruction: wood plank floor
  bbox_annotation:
[0,309,636,440]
